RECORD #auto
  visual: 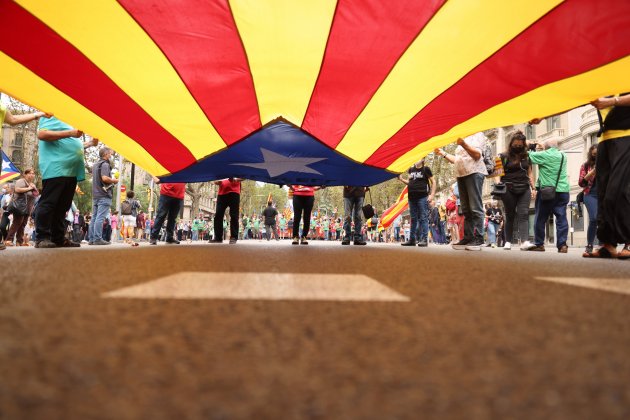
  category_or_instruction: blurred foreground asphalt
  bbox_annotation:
[1,240,629,419]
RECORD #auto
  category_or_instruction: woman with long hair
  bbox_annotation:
[499,131,535,250]
[5,169,39,246]
[579,144,598,256]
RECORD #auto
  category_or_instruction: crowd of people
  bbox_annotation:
[1,92,628,259]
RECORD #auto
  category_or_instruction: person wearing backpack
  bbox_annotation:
[435,132,489,251]
[121,190,141,246]
[398,158,435,247]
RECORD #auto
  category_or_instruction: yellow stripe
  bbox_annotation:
[230,0,337,126]
[337,0,561,162]
[389,56,630,171]
[16,0,226,159]
[0,51,168,175]
[601,129,630,142]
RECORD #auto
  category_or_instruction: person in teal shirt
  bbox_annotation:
[35,116,98,248]
[526,138,570,253]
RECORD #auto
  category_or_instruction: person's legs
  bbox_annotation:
[343,197,353,241]
[92,197,112,242]
[353,196,364,241]
[293,196,304,239]
[515,190,532,243]
[533,193,553,246]
[407,198,420,243]
[6,214,26,244]
[418,196,429,243]
[501,191,517,243]
[36,177,68,242]
[456,176,474,241]
[151,195,169,240]
[552,192,570,248]
[165,197,181,240]
[50,178,77,245]
[301,196,314,238]
[487,222,497,245]
[463,173,485,241]
[583,193,598,246]
[213,195,228,241]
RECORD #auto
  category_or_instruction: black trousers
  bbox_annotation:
[214,192,239,240]
[293,195,314,238]
[501,187,531,243]
[597,136,630,245]
[151,195,182,240]
[35,176,77,244]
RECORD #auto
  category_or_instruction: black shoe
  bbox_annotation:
[465,238,485,251]
[341,239,350,245]
[92,239,111,246]
[401,241,416,246]
[229,238,237,244]
[166,238,180,244]
[209,239,223,243]
[58,238,81,248]
[417,241,428,247]
[354,239,367,246]
[149,238,157,245]
[451,239,471,250]
[35,239,57,249]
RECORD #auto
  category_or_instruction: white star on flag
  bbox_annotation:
[231,148,326,177]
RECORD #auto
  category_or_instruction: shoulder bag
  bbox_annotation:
[540,154,564,201]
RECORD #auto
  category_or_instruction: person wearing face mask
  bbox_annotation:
[499,131,535,250]
[578,144,598,256]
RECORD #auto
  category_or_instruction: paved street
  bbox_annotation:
[1,241,629,419]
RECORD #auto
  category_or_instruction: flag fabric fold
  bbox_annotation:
[378,187,408,231]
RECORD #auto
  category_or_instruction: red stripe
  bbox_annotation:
[119,0,261,145]
[302,0,445,147]
[0,0,195,173]
[366,0,630,167]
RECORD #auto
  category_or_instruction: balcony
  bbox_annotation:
[537,128,565,142]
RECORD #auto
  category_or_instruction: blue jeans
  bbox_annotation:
[90,197,112,241]
[408,196,429,242]
[192,230,199,241]
[457,173,485,241]
[583,192,598,246]
[487,222,499,245]
[534,191,569,248]
[343,196,364,240]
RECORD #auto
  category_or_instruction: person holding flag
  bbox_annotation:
[342,186,368,246]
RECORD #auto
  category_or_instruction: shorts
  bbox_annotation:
[123,215,136,228]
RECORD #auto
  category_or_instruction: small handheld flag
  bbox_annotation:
[1,150,21,184]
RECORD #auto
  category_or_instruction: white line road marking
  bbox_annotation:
[535,277,630,296]
[103,272,410,302]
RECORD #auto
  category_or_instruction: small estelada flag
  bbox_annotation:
[0,150,21,185]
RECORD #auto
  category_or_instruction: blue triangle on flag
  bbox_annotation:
[160,119,396,186]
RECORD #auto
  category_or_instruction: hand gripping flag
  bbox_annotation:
[1,1,629,185]
[1,150,21,184]
[378,187,409,231]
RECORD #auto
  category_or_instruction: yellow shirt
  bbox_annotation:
[0,104,6,126]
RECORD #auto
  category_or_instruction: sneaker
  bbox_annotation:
[465,238,485,251]
[503,242,512,250]
[92,239,111,246]
[354,239,367,246]
[525,244,545,252]
[583,244,593,257]
[451,239,471,250]
[166,238,180,244]
[558,244,568,254]
[491,243,496,248]
[417,241,428,247]
[229,238,237,245]
[300,237,309,245]
[292,237,299,245]
[520,240,533,250]
[209,239,223,244]
[341,239,350,245]
[401,240,416,246]
[35,239,57,249]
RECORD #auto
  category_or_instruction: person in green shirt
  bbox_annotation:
[525,138,570,253]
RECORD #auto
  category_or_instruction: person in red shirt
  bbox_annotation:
[149,176,185,245]
[211,178,243,244]
[290,185,323,245]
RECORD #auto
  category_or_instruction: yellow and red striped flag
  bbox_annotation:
[377,186,408,231]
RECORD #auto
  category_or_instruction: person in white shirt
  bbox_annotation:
[435,132,488,251]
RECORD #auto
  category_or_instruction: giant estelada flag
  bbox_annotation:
[1,1,629,185]
[1,150,21,184]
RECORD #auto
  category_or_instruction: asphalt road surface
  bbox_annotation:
[1,240,629,419]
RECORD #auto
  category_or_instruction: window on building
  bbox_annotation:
[525,124,536,140]
[14,132,23,147]
[546,116,561,131]
[11,150,22,165]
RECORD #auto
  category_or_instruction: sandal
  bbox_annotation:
[583,246,618,259]
[618,245,630,260]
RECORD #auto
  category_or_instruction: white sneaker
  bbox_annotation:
[491,243,496,248]
[503,242,511,250]
[520,240,533,250]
